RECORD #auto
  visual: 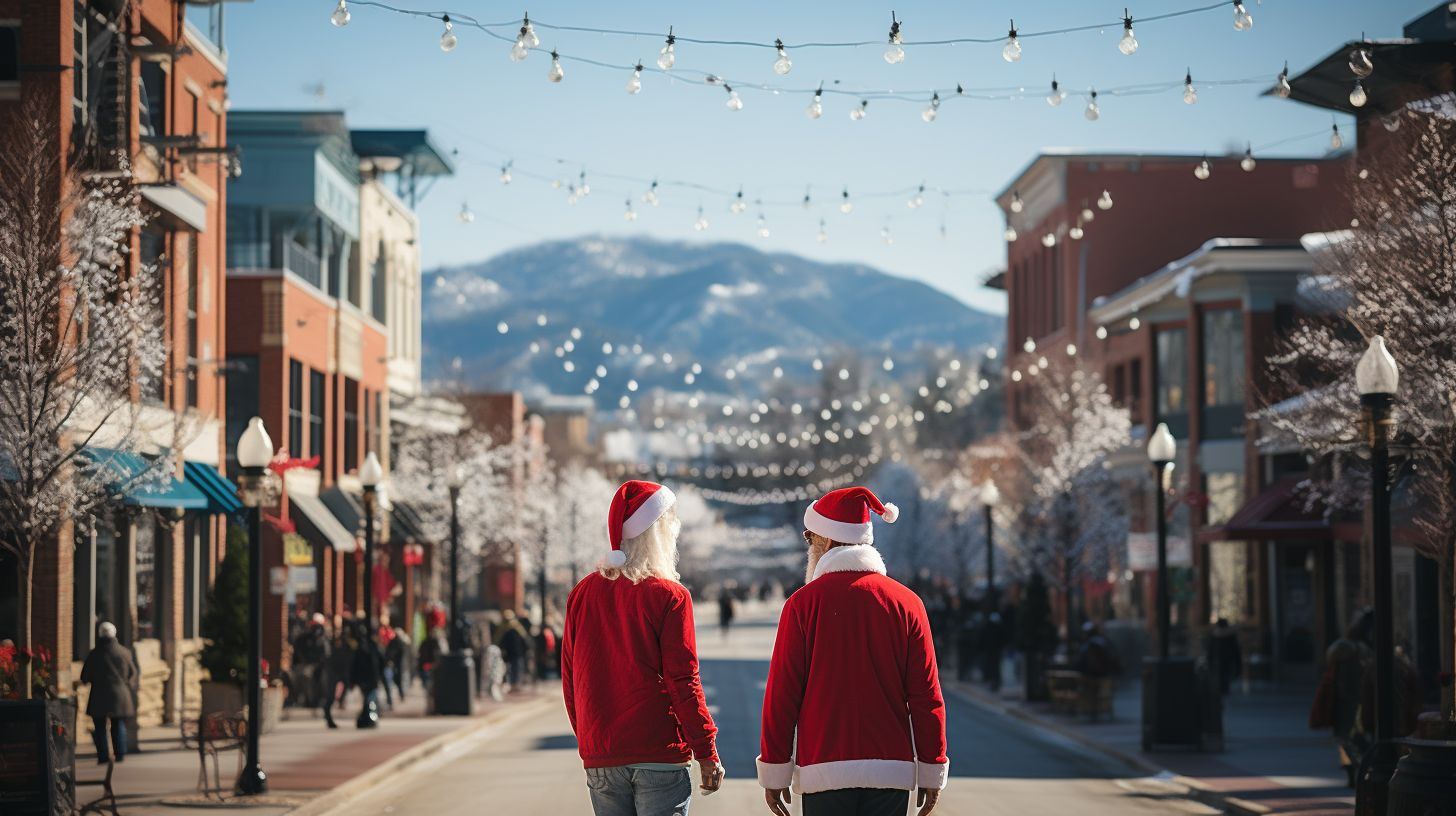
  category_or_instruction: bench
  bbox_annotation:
[1046,670,1115,721]
[192,712,247,798]
[76,759,118,816]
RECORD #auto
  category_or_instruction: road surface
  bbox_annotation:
[345,601,1217,816]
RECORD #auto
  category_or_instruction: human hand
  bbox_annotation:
[765,787,792,816]
[917,787,940,816]
[699,761,725,795]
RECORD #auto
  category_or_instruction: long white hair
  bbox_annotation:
[600,506,681,583]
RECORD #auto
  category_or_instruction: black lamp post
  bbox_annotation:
[446,465,464,651]
[234,417,275,796]
[1355,335,1400,815]
[980,481,999,613]
[357,451,384,729]
[1147,422,1176,662]
[435,465,475,715]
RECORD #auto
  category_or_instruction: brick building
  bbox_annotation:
[0,0,236,727]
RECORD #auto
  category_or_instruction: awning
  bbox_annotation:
[1196,478,1361,544]
[321,486,424,545]
[83,448,208,510]
[183,461,242,517]
[289,491,357,552]
[139,184,208,232]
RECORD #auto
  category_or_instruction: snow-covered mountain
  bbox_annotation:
[423,237,1003,399]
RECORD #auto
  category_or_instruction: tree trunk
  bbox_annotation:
[1442,546,1455,727]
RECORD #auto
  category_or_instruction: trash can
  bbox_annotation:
[1142,657,1200,750]
[432,650,476,716]
[1387,739,1456,816]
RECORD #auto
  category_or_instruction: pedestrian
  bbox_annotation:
[718,589,735,641]
[417,623,448,689]
[562,480,725,815]
[759,486,947,816]
[292,614,331,711]
[349,619,383,727]
[322,619,353,728]
[384,626,411,703]
[956,612,982,682]
[1073,621,1119,678]
[80,622,137,764]
[1207,618,1243,695]
[495,609,531,691]
[1315,609,1372,785]
[534,623,557,681]
[981,612,1007,692]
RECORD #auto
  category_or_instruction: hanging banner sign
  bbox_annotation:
[1127,532,1192,571]
[283,533,314,566]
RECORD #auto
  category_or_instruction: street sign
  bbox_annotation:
[283,533,314,566]
[1128,532,1192,571]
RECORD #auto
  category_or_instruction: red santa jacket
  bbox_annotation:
[757,544,949,794]
[562,572,718,768]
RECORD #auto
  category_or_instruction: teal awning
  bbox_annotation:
[184,461,243,516]
[83,448,209,510]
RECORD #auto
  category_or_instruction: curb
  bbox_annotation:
[288,695,556,816]
[945,681,1271,816]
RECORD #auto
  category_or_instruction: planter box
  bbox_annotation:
[0,698,76,816]
[200,682,283,735]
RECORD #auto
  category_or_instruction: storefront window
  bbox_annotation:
[1202,309,1246,439]
[1156,327,1188,438]
[136,522,157,640]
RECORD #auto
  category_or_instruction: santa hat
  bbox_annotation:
[804,486,898,545]
[606,480,677,568]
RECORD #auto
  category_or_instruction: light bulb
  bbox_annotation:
[1129,315,1141,330]
[1041,233,1056,247]
[658,42,675,70]
[1024,338,1036,354]
[1096,325,1108,340]
[1275,64,1291,98]
[732,190,746,213]
[1233,1,1253,31]
[886,43,905,64]
[908,186,924,209]
[1331,124,1343,150]
[440,15,457,52]
[757,215,770,238]
[807,93,823,119]
[1097,189,1113,210]
[774,40,792,75]
[521,18,539,49]
[726,87,742,110]
[1010,191,1023,213]
[1119,12,1138,55]
[1241,148,1256,172]
[1183,71,1197,105]
[1003,21,1022,62]
[547,52,564,82]
[1070,223,1084,240]
[624,201,637,221]
[1004,226,1017,242]
[1194,159,1210,180]
[499,166,512,184]
[881,226,893,245]
[817,219,827,243]
[1085,91,1100,121]
[1382,112,1402,132]
[509,40,527,60]
[458,201,473,222]
[1082,205,1095,222]
[626,64,643,94]
[840,189,852,214]
[1047,78,1063,106]
[922,94,939,122]
[1350,79,1367,107]
[850,100,868,120]
[694,207,708,231]
[802,190,811,209]
[331,0,350,26]
[644,182,659,206]
[1349,47,1373,79]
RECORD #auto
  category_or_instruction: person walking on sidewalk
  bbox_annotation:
[562,480,725,815]
[1316,609,1372,785]
[759,487,948,816]
[496,610,532,692]
[717,589,735,641]
[80,622,137,764]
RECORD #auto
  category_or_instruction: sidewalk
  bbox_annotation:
[949,676,1355,816]
[75,683,552,816]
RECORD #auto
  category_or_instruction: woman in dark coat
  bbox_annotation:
[80,621,137,764]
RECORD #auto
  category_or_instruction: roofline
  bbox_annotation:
[1087,238,1311,325]
[992,150,1346,204]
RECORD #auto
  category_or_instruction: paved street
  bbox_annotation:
[337,601,1219,816]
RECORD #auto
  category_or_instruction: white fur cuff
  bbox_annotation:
[756,757,794,790]
[916,761,949,790]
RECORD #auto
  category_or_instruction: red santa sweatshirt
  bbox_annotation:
[562,572,718,768]
[757,544,949,794]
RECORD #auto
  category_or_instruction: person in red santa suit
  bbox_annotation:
[562,480,725,815]
[758,486,948,816]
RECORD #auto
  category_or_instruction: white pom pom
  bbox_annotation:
[881,503,899,523]
[604,549,627,569]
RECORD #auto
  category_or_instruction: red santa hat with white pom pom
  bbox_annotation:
[605,480,677,568]
[804,486,898,545]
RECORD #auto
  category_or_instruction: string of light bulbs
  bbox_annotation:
[329,1,1270,117]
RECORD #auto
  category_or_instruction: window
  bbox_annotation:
[1156,328,1188,438]
[1202,308,1246,439]
[1130,358,1143,415]
[288,359,304,456]
[367,389,382,456]
[72,2,86,131]
[343,377,359,473]
[309,368,326,469]
[371,241,388,324]
[224,355,259,477]
[0,24,19,85]
[186,235,198,408]
[135,521,157,640]
[139,61,166,139]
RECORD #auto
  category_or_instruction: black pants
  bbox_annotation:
[91,715,125,762]
[802,787,910,816]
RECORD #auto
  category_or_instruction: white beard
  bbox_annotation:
[805,540,829,584]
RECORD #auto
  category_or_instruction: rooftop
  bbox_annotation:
[350,130,455,178]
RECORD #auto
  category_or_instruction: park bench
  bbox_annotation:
[1046,670,1114,721]
[76,758,119,816]
[188,712,246,798]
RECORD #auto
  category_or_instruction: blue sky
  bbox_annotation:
[218,1,1434,315]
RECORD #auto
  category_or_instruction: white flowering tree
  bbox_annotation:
[0,99,169,694]
[550,462,615,585]
[1260,107,1456,722]
[1012,356,1132,635]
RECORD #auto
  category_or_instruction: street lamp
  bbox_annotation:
[1146,422,1176,661]
[1356,335,1399,814]
[357,451,383,729]
[234,418,274,796]
[980,481,999,613]
[446,464,464,651]
[434,463,475,716]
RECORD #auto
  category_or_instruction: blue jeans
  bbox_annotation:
[91,715,125,762]
[585,766,692,816]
